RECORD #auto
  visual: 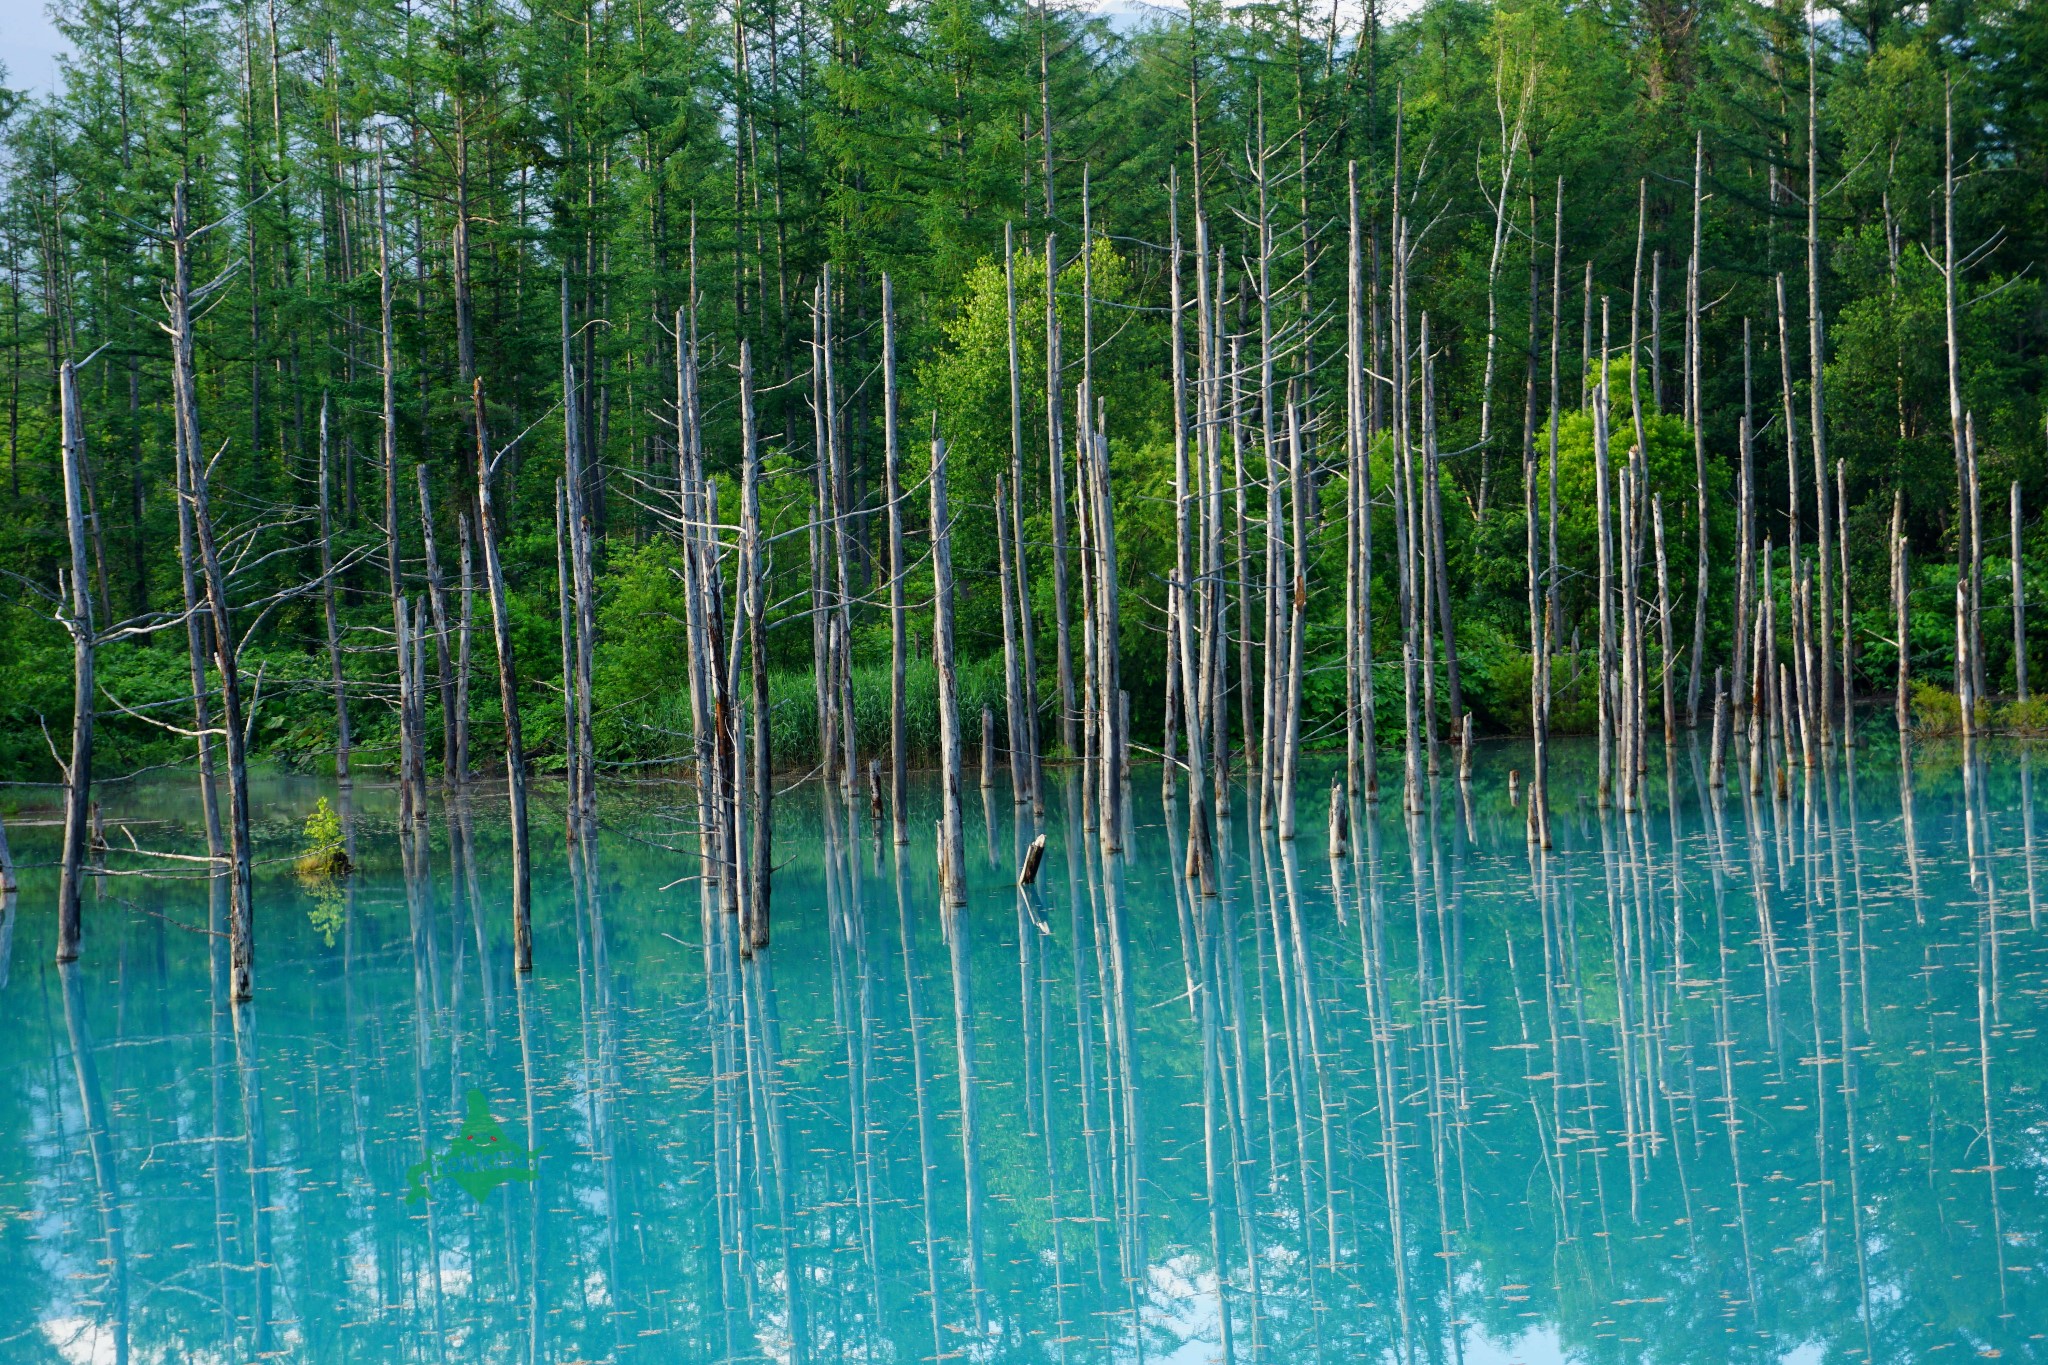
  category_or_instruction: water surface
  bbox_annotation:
[2,740,2044,1363]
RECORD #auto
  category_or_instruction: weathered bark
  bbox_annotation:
[1967,415,1985,700]
[1165,179,1215,885]
[56,360,94,964]
[741,342,772,949]
[1046,233,1076,758]
[1595,298,1616,806]
[559,277,597,829]
[1090,416,1124,856]
[417,465,457,778]
[1688,136,1710,726]
[883,277,909,844]
[1279,397,1307,841]
[167,184,222,860]
[996,476,1027,805]
[376,160,421,822]
[317,399,352,785]
[1654,495,1675,744]
[1733,321,1755,739]
[170,183,254,999]
[1891,491,1908,735]
[1807,26,1835,743]
[1002,226,1040,810]
[474,379,532,971]
[2015,481,2030,702]
[931,430,967,906]
[555,481,580,834]
[455,514,474,782]
[1837,459,1854,745]
[190,380,255,1003]
[1943,79,1972,697]
[1346,163,1368,803]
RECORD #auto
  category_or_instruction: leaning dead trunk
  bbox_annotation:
[169,184,254,1000]
[474,379,532,971]
[56,360,95,964]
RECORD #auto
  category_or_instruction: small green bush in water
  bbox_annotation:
[296,797,353,879]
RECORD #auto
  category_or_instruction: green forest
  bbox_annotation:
[1,0,2044,790]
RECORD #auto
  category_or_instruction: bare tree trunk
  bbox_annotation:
[1891,490,1908,734]
[1595,298,1616,806]
[1654,495,1675,744]
[1734,322,1756,740]
[417,465,456,779]
[1687,139,1710,726]
[1837,459,1854,746]
[377,161,413,823]
[1346,164,1366,803]
[1091,416,1124,856]
[1523,190,1547,845]
[318,398,352,785]
[1046,234,1076,758]
[997,476,1026,805]
[2015,480,2030,701]
[742,343,772,949]
[473,380,531,971]
[168,185,222,860]
[1422,320,1463,725]
[1279,397,1307,841]
[1968,416,1985,700]
[1957,577,1975,740]
[560,277,598,830]
[1003,226,1040,810]
[190,382,254,1004]
[455,514,473,782]
[931,430,966,905]
[555,481,580,835]
[1943,79,1971,697]
[883,278,908,844]
[171,184,254,1000]
[56,360,94,964]
[1807,24,1835,745]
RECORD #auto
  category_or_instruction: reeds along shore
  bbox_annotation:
[10,42,2041,988]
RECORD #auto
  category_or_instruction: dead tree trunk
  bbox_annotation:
[555,480,580,834]
[56,360,94,964]
[168,184,222,859]
[1891,491,1908,734]
[1046,233,1076,759]
[455,513,474,782]
[932,428,967,906]
[883,277,909,844]
[417,465,457,779]
[1004,238,1042,814]
[741,342,772,949]
[2014,481,2030,701]
[376,161,414,822]
[474,379,532,971]
[996,476,1027,805]
[317,399,352,784]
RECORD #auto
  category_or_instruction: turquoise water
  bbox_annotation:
[2,740,2044,1363]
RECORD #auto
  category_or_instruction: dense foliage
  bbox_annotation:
[1,0,2044,786]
